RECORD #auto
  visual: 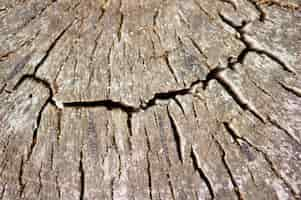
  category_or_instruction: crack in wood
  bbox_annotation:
[218,12,296,74]
[33,20,75,75]
[279,81,301,98]
[37,163,43,196]
[213,137,244,200]
[163,54,181,85]
[222,121,300,198]
[144,127,153,200]
[166,172,176,200]
[167,108,185,163]
[219,0,237,10]
[79,150,85,200]
[190,146,215,200]
[204,67,266,122]
[0,183,6,200]
[267,117,301,145]
[55,173,61,199]
[223,122,256,162]
[246,0,266,21]
[18,156,26,198]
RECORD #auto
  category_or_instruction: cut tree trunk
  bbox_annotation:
[0,0,301,199]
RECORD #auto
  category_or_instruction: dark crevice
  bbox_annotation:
[63,99,139,112]
[0,84,6,95]
[63,79,202,114]
[223,122,241,146]
[142,79,201,109]
[13,75,53,98]
[213,138,244,200]
[166,173,176,200]
[27,97,50,161]
[163,54,180,84]
[144,127,153,199]
[144,128,153,200]
[204,67,265,123]
[50,144,55,171]
[246,0,266,21]
[18,156,26,197]
[79,150,85,200]
[13,75,60,161]
[167,108,184,163]
[147,154,153,200]
[0,183,6,200]
[190,147,215,200]
[153,9,159,26]
[55,174,61,199]
[279,82,301,98]
[33,20,74,75]
[173,97,186,115]
[126,113,133,151]
[117,12,124,42]
[117,154,122,180]
[56,108,62,143]
[110,178,115,200]
[218,12,296,74]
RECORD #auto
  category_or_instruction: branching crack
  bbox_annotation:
[63,79,202,114]
[204,67,265,122]
[246,0,266,21]
[218,12,296,74]
[13,75,62,161]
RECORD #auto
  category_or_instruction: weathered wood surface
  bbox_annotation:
[0,0,301,199]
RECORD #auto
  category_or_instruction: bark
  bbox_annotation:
[0,0,301,199]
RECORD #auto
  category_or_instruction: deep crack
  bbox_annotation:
[218,12,296,74]
[79,150,85,200]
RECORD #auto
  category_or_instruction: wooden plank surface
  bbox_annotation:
[0,0,300,199]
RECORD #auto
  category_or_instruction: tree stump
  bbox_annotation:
[0,0,301,199]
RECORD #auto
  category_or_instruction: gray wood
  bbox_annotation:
[0,0,301,199]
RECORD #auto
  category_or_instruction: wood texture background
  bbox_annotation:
[0,0,301,199]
